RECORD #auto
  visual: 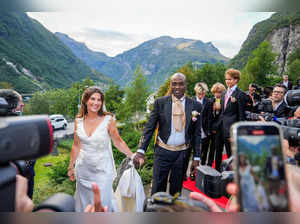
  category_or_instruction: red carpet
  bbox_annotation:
[183,154,229,209]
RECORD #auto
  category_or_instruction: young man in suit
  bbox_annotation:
[282,75,293,90]
[192,82,213,166]
[133,73,202,195]
[215,69,247,171]
[207,82,226,167]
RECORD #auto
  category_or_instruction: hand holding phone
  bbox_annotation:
[231,122,290,212]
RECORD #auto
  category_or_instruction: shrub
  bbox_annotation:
[137,166,153,185]
[113,121,155,185]
[33,179,75,206]
[57,139,73,151]
[49,157,70,184]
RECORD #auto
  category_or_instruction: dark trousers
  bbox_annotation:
[27,161,36,199]
[151,145,188,196]
[27,175,34,199]
[207,133,216,166]
[215,131,231,172]
[183,148,191,179]
[200,136,211,165]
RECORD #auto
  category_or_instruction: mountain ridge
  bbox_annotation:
[0,12,111,93]
[56,33,229,89]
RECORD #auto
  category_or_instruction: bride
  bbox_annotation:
[67,86,141,212]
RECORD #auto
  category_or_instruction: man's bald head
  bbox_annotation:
[170,72,187,99]
[171,72,186,82]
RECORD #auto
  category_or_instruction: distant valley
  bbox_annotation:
[55,33,229,90]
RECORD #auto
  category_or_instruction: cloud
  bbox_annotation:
[27,9,274,58]
[79,28,133,41]
[68,29,154,56]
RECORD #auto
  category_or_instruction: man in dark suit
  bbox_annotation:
[215,69,247,171]
[133,73,202,195]
[282,75,293,90]
[272,84,292,118]
[191,82,212,166]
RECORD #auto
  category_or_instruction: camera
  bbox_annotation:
[0,114,54,211]
[195,165,233,199]
[245,111,274,121]
[276,118,300,147]
[285,89,300,107]
[246,97,274,121]
[257,99,273,113]
[250,83,263,102]
[0,95,74,212]
[143,192,209,212]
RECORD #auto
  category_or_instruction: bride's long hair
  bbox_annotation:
[76,86,112,118]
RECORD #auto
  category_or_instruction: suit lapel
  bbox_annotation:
[221,92,226,112]
[185,97,192,132]
[203,97,207,108]
[165,96,172,128]
[224,88,239,112]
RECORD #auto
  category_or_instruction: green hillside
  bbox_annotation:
[228,12,300,70]
[0,12,110,93]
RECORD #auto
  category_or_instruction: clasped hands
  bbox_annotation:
[132,152,145,169]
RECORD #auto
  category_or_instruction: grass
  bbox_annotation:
[33,147,75,206]
[33,137,154,206]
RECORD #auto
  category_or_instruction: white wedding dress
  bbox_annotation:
[74,115,117,212]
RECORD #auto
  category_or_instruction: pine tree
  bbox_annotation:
[123,65,150,122]
[104,81,124,115]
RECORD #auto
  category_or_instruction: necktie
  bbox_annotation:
[172,95,185,132]
[224,89,232,109]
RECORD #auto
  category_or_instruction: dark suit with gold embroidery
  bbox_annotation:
[138,95,202,195]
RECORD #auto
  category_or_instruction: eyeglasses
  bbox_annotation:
[273,91,284,94]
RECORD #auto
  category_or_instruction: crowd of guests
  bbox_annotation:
[186,73,299,175]
[2,70,300,213]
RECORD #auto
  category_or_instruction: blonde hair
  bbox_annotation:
[76,86,112,119]
[225,68,241,81]
[194,82,208,93]
[211,82,226,94]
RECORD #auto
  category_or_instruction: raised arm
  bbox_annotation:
[68,119,81,181]
[108,117,134,159]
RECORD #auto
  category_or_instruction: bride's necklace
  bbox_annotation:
[85,116,99,122]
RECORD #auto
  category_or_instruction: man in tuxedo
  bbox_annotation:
[282,75,293,90]
[133,73,202,195]
[192,82,212,166]
[215,69,247,171]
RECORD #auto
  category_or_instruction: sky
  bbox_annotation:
[27,1,274,58]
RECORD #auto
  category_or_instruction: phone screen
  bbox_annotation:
[236,124,289,212]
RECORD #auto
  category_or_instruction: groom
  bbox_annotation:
[133,72,202,196]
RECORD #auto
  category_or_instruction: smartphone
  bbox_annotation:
[231,122,290,212]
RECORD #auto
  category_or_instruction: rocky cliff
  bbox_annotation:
[266,24,300,75]
[228,12,300,73]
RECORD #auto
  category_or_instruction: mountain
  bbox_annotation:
[0,12,111,93]
[56,34,229,89]
[238,136,281,156]
[55,32,111,72]
[229,12,300,74]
